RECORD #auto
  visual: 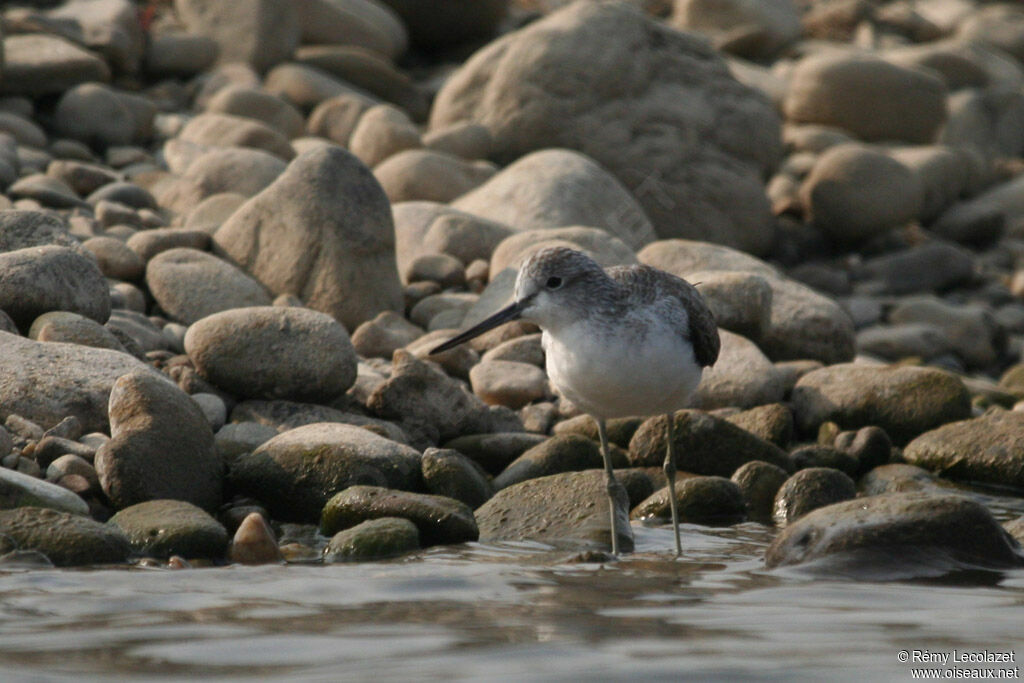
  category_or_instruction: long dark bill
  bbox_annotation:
[429,300,524,354]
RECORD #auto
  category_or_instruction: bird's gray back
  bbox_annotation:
[606,264,721,368]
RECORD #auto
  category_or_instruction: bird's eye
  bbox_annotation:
[546,276,563,289]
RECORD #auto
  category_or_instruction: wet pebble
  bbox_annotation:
[773,467,857,526]
[631,476,746,526]
[228,512,283,565]
[323,517,420,563]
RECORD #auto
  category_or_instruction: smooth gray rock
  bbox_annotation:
[323,517,419,562]
[442,432,548,475]
[631,475,746,525]
[452,150,657,251]
[421,447,493,509]
[95,370,222,511]
[724,403,794,449]
[629,410,792,476]
[213,421,278,463]
[783,52,947,144]
[691,330,785,410]
[107,499,229,559]
[474,470,633,553]
[0,34,111,97]
[0,467,90,516]
[731,460,790,520]
[229,422,421,522]
[146,248,272,325]
[903,410,1024,489]
[791,364,971,444]
[493,434,626,490]
[28,311,128,354]
[185,306,357,402]
[214,146,403,331]
[0,332,158,432]
[0,245,110,330]
[773,467,857,526]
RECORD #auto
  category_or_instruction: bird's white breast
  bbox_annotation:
[542,316,702,419]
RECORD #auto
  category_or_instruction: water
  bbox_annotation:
[1,490,1023,681]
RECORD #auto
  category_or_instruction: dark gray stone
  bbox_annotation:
[323,517,420,562]
[475,470,633,553]
[0,506,130,566]
[631,475,746,525]
[229,423,421,523]
[320,486,478,547]
[773,467,856,526]
[493,434,628,490]
[0,245,110,330]
[629,410,792,476]
[108,499,229,559]
[765,494,1024,577]
[421,447,493,509]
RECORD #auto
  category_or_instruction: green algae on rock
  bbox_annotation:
[0,507,130,567]
[321,485,478,547]
[324,517,420,562]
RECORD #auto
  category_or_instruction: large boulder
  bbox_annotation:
[430,1,782,255]
[0,332,158,432]
[214,146,403,331]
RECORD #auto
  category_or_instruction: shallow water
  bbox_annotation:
[2,488,1023,681]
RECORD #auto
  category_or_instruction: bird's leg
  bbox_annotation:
[664,413,682,557]
[595,416,622,556]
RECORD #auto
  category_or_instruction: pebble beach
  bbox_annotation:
[1,0,1024,675]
